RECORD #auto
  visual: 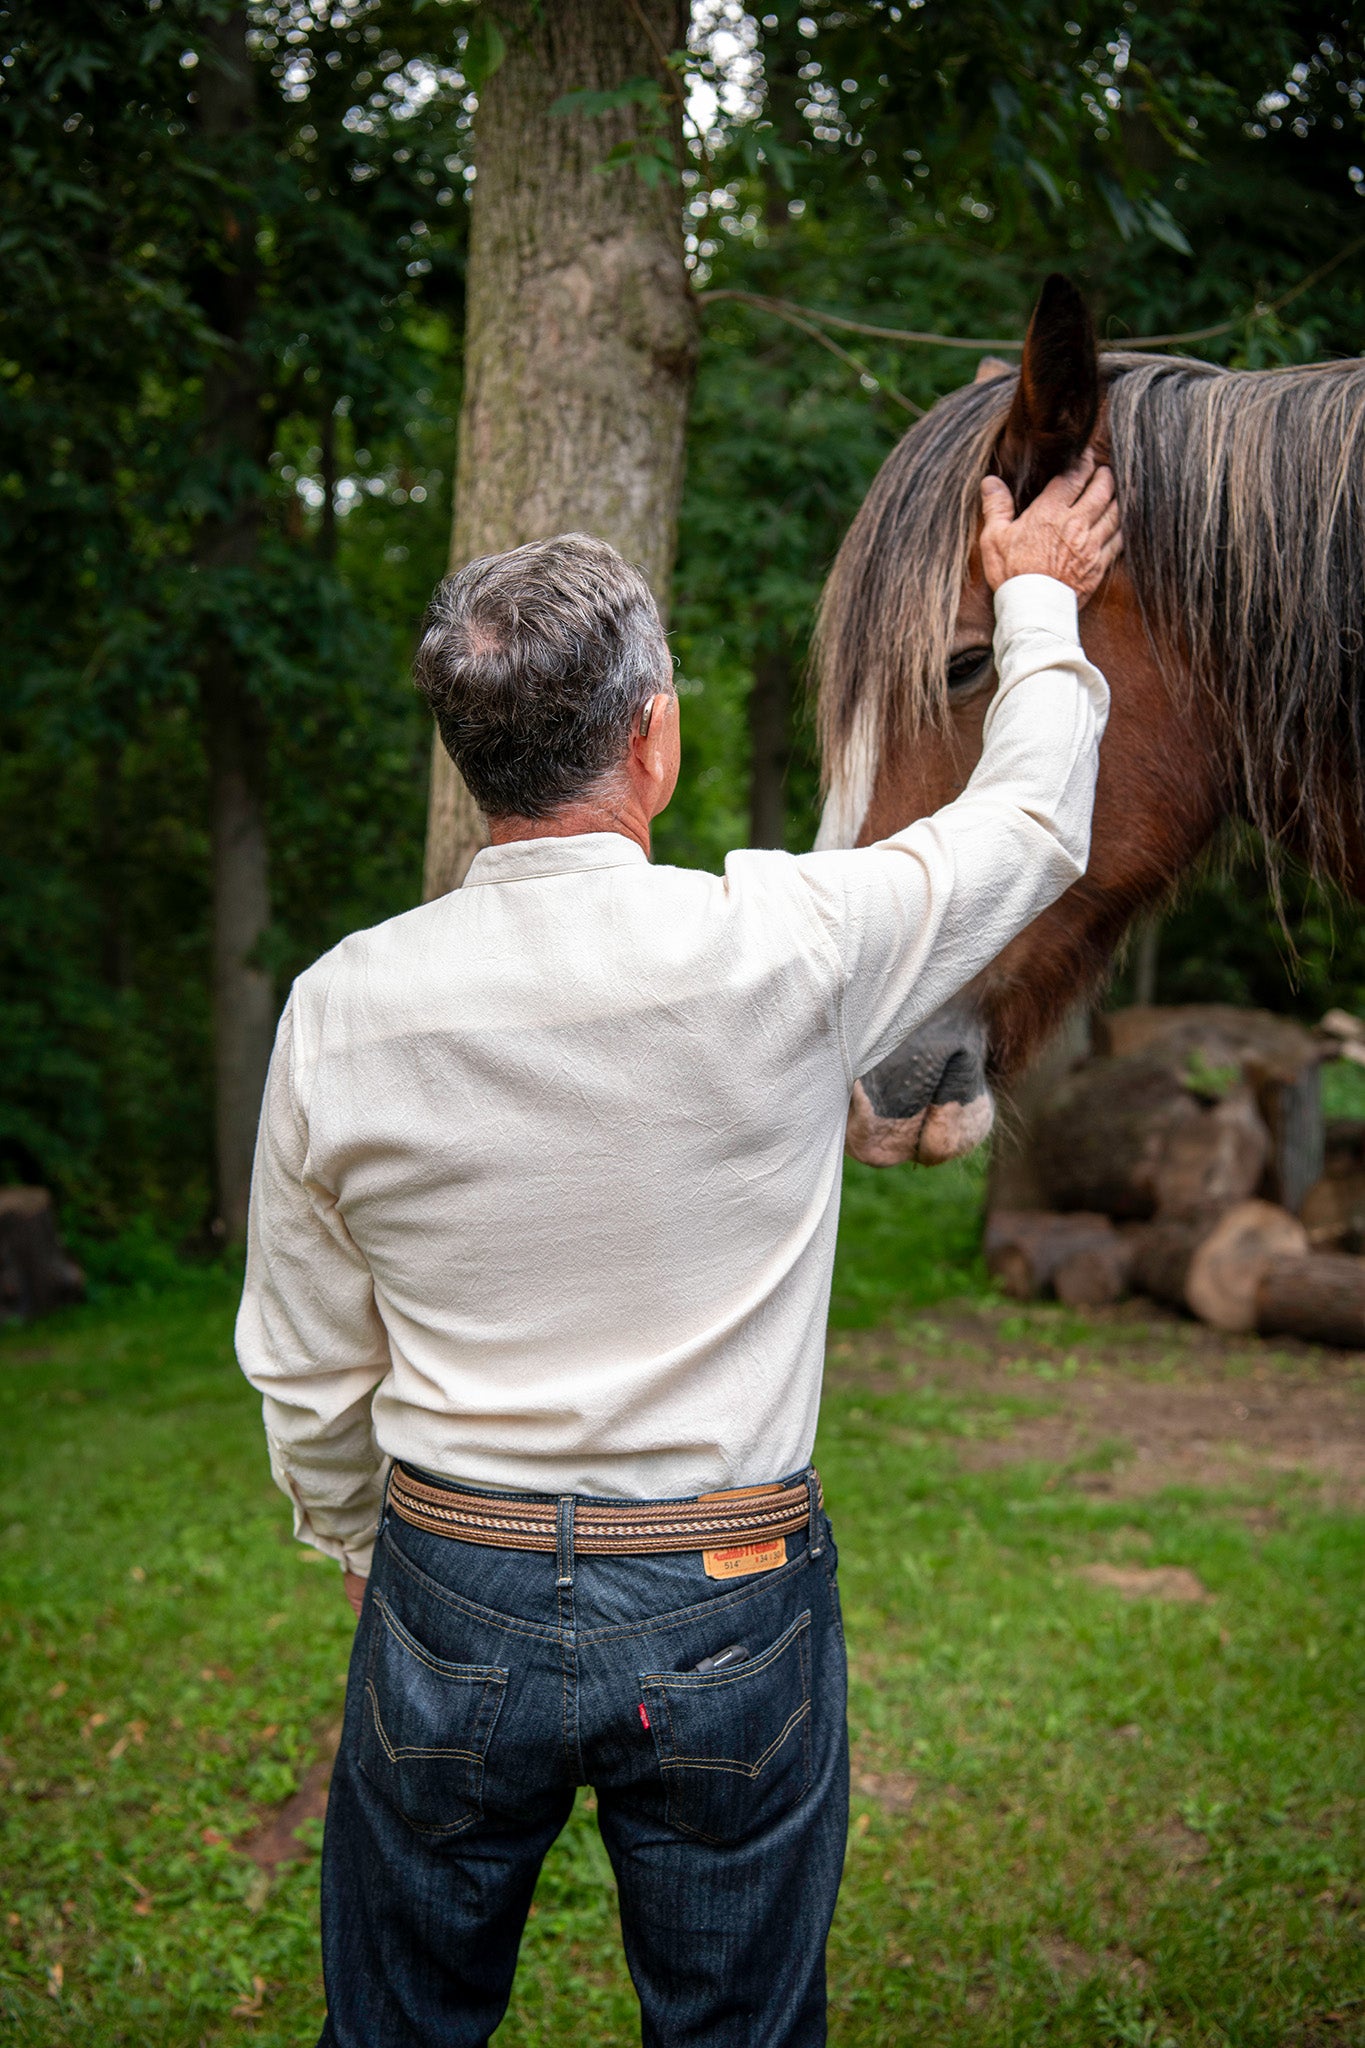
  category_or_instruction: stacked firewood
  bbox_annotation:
[985,1004,1365,1347]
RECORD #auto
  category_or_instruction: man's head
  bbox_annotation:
[413,533,675,823]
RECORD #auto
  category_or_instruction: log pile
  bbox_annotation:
[987,1004,1365,1348]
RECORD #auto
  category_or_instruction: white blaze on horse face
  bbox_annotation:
[814,698,878,851]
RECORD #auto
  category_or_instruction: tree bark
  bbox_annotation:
[422,0,698,900]
[748,640,792,848]
[1257,1251,1365,1348]
[0,1189,85,1322]
[194,11,274,1240]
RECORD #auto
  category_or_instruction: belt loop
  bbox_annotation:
[805,1469,823,1558]
[555,1495,576,1588]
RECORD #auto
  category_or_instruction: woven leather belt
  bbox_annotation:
[387,1463,822,1556]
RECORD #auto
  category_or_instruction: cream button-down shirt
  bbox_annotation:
[236,575,1107,1571]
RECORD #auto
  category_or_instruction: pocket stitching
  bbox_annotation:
[660,1698,811,1779]
[364,1681,495,1767]
[358,1590,509,1838]
[645,1609,815,1845]
[640,1609,811,1692]
[374,1589,511,1684]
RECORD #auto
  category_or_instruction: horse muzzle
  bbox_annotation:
[845,1001,994,1167]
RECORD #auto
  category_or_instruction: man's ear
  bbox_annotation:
[994,274,1099,510]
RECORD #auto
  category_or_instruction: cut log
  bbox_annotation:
[1324,1120,1365,1176]
[1128,1218,1205,1310]
[1184,1201,1309,1332]
[1034,1055,1267,1221]
[1256,1252,1365,1349]
[0,1188,86,1322]
[1128,1200,1308,1331]
[1093,1005,1325,1212]
[1299,1172,1365,1252]
[1095,1003,1321,1076]
[1149,1090,1270,1222]
[1053,1236,1134,1308]
[984,1210,1118,1301]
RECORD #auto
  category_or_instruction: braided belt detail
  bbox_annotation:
[387,1463,821,1556]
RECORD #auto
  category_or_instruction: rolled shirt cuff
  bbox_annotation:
[992,572,1080,649]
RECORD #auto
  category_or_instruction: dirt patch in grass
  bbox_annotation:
[827,1306,1365,1506]
[1075,1563,1211,1602]
[853,1768,920,1813]
[237,1719,341,1868]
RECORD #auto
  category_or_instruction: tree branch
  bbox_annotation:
[699,240,1365,358]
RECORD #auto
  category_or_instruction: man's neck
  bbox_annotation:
[486,788,652,857]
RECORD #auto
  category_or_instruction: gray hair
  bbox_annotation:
[413,533,672,819]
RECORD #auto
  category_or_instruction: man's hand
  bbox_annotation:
[979,449,1122,607]
[344,1570,367,1619]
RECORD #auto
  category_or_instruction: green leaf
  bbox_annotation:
[1023,155,1062,209]
[1142,198,1194,257]
[550,78,663,120]
[462,13,506,92]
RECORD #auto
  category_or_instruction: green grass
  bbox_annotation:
[2,1164,1363,2045]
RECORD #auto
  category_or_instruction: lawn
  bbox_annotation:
[2,1155,1363,2046]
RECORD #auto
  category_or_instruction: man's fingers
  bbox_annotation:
[1062,447,1098,498]
[1089,497,1121,544]
[980,475,1014,526]
[1073,463,1115,518]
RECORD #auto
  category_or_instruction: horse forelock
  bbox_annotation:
[812,374,1012,838]
[817,348,1365,878]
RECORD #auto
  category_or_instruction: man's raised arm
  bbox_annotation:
[795,454,1120,1078]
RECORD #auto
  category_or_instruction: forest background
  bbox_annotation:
[3,0,1365,1271]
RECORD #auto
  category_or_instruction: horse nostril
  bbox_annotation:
[933,1048,984,1106]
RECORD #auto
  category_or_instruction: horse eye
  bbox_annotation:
[946,646,992,691]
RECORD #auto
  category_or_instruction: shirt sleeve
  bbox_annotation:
[793,573,1109,1079]
[235,989,391,1575]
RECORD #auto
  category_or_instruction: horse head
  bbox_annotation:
[814,276,1365,1167]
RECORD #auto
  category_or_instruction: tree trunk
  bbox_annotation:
[0,1189,85,1322]
[422,0,698,900]
[201,660,274,1240]
[748,641,792,848]
[195,10,274,1240]
[1257,1251,1365,1348]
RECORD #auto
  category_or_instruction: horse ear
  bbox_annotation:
[995,274,1098,510]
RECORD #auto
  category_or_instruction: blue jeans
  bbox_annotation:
[317,1470,849,2047]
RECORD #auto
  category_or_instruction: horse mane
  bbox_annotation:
[815,351,1365,874]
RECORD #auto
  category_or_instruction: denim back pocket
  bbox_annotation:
[358,1589,508,1838]
[641,1610,813,1845]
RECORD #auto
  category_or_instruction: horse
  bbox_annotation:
[811,274,1365,1170]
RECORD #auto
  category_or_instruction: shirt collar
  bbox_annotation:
[462,833,650,888]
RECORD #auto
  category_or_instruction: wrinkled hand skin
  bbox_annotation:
[979,448,1122,608]
[344,1571,367,1620]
